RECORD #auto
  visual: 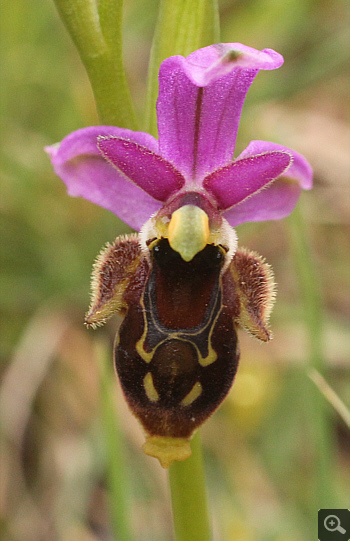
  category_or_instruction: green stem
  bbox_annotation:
[288,204,334,508]
[97,340,133,541]
[169,432,211,541]
[144,0,220,136]
[53,0,137,128]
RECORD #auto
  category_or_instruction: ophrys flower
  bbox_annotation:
[46,43,312,467]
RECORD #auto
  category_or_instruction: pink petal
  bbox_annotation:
[45,126,162,230]
[157,44,284,183]
[97,137,185,202]
[203,151,292,209]
[221,142,313,226]
[238,140,313,189]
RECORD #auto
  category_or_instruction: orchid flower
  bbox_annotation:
[46,43,312,468]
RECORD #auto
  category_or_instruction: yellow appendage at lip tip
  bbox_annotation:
[168,205,209,262]
[142,436,192,468]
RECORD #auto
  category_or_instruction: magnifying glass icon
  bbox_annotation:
[324,515,346,534]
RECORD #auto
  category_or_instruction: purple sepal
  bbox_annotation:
[45,126,162,230]
[238,140,313,189]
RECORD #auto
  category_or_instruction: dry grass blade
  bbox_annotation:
[309,368,350,429]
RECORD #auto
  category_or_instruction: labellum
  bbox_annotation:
[85,192,275,468]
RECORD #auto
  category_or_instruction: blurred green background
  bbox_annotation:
[1,0,349,540]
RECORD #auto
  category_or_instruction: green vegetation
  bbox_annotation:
[1,0,349,539]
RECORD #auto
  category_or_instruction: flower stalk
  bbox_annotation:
[53,0,137,128]
[169,433,211,541]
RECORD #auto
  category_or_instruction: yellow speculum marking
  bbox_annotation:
[180,381,203,406]
[137,330,218,367]
[136,336,154,363]
[143,372,160,402]
[136,280,221,367]
[197,346,217,367]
